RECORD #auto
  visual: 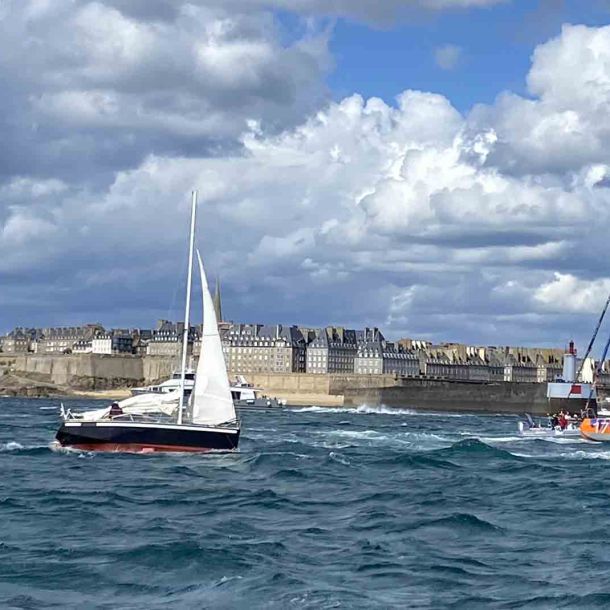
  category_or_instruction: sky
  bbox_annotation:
[3,0,610,349]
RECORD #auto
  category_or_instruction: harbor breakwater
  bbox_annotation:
[343,378,551,414]
[248,374,555,414]
[0,354,573,413]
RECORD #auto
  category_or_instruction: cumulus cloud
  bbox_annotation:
[4,7,610,347]
[246,0,505,24]
[0,0,331,185]
[534,274,610,314]
[471,24,610,175]
[434,44,462,70]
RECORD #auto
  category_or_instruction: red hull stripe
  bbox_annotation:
[65,442,213,453]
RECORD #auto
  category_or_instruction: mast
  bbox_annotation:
[178,190,197,425]
[575,292,610,381]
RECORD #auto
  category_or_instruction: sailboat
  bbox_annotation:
[55,192,240,452]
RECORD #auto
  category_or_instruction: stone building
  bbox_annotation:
[146,320,185,358]
[73,340,93,354]
[483,351,505,381]
[131,329,153,356]
[465,353,490,381]
[502,354,538,382]
[192,326,202,358]
[354,328,419,376]
[221,323,306,375]
[3,328,31,353]
[419,350,452,378]
[536,356,563,383]
[306,327,357,374]
[92,331,133,354]
[38,325,103,354]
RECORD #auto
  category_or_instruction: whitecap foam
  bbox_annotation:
[293,404,418,416]
[48,441,94,456]
[556,450,610,460]
[477,436,523,444]
[328,451,350,465]
[0,441,23,452]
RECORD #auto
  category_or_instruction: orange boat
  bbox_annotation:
[580,418,610,442]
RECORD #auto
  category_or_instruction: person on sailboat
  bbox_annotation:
[108,402,123,418]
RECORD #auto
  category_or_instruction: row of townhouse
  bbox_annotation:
[353,328,419,376]
[416,344,564,383]
[1,325,148,356]
[220,324,306,374]
[0,322,588,384]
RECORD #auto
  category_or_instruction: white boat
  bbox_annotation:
[130,370,195,397]
[517,414,581,439]
[56,191,240,452]
[230,376,286,408]
[517,423,581,439]
[131,372,286,408]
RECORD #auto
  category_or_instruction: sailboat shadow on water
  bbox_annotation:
[54,191,241,453]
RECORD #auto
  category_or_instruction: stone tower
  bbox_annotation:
[213,277,223,323]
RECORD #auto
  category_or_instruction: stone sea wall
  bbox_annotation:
[11,354,144,389]
[3,353,566,413]
[243,373,399,395]
[344,378,550,414]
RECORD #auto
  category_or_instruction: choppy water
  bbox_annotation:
[2,399,610,608]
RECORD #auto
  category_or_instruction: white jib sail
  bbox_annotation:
[191,250,236,426]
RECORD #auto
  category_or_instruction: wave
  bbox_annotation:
[293,405,418,416]
[415,512,505,534]
[0,441,63,456]
[369,452,459,470]
[292,405,487,421]
[433,438,521,460]
[48,442,95,457]
[328,451,351,466]
[476,435,523,443]
[555,450,610,460]
[0,441,24,452]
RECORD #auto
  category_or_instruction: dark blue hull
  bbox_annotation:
[56,420,240,452]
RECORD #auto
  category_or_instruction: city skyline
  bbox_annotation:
[3,2,610,348]
[0,317,596,356]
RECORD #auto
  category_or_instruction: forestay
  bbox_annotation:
[191,250,236,425]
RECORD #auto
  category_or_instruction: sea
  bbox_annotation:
[2,398,610,609]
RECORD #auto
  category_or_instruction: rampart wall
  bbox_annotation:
[6,354,561,413]
[344,378,550,414]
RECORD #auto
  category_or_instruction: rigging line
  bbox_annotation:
[576,292,610,381]
[166,247,189,324]
[586,329,610,410]
[566,291,610,403]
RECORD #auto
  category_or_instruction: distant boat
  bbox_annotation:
[231,376,286,408]
[130,369,195,397]
[55,192,240,452]
[131,372,286,408]
[517,414,580,439]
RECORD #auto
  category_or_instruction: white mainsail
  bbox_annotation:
[66,392,178,421]
[118,392,179,415]
[191,250,236,425]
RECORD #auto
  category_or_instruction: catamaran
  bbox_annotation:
[55,192,240,452]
